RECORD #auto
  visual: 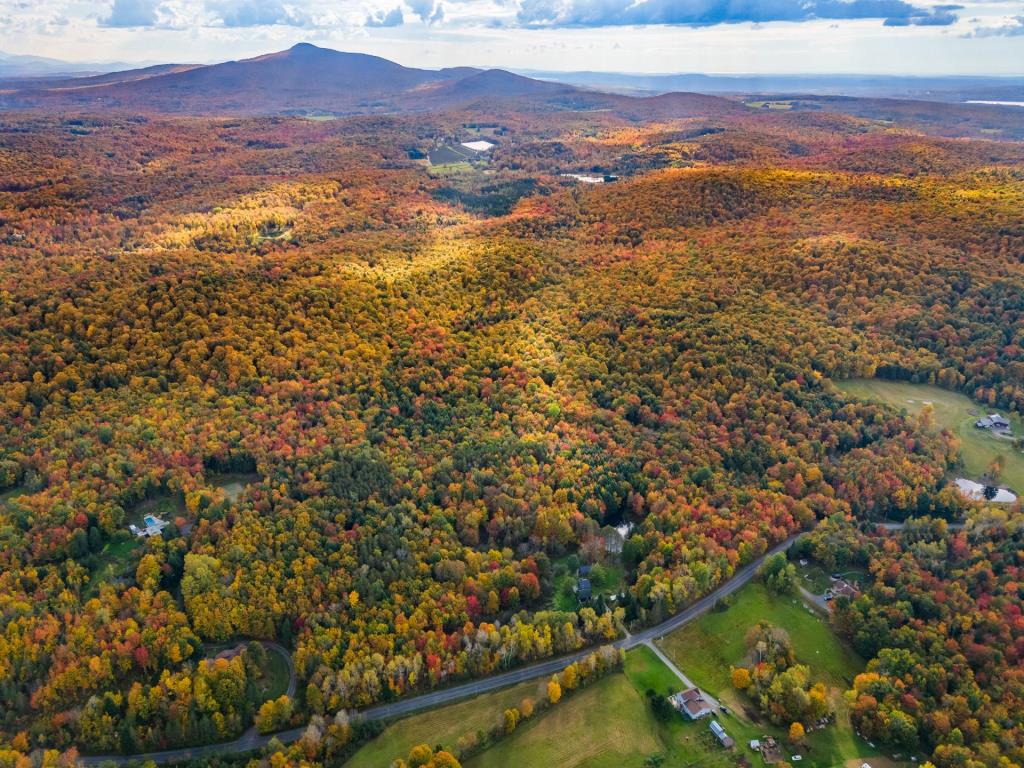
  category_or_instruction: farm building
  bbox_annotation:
[975,414,1011,431]
[709,720,735,748]
[669,687,714,719]
[460,140,495,152]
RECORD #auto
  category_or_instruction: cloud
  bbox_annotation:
[366,5,405,25]
[962,14,1024,35]
[100,0,161,27]
[407,0,445,23]
[205,0,313,27]
[514,0,958,27]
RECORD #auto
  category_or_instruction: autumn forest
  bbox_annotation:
[0,60,1023,768]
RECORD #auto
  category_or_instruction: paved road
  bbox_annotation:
[78,536,797,766]
[877,520,964,531]
[798,583,831,613]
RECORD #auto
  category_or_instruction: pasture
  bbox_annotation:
[835,378,1024,494]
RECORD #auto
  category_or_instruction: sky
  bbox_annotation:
[0,0,1021,75]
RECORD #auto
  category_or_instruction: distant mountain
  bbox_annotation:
[0,43,748,121]
[519,69,1024,103]
[0,44,489,115]
[0,50,160,78]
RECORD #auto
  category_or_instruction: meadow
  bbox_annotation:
[344,679,541,768]
[835,378,1024,494]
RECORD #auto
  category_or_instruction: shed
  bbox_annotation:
[710,720,735,748]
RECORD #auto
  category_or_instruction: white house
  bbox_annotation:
[130,513,169,538]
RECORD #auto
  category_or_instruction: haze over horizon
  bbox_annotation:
[0,0,1022,76]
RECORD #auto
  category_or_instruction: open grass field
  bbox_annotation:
[658,582,863,695]
[427,161,474,176]
[835,378,1024,494]
[463,673,663,768]
[625,644,681,696]
[344,679,540,768]
[656,581,919,767]
[258,646,291,700]
[86,537,142,598]
[472,648,759,768]
[550,558,626,612]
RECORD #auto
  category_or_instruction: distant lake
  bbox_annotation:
[965,100,1024,107]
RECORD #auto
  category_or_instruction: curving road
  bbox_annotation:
[78,536,797,766]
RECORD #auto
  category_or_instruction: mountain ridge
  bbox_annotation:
[0,42,741,119]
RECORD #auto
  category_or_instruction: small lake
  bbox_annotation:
[964,100,1024,107]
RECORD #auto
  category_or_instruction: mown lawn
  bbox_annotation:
[344,679,540,768]
[463,673,663,768]
[656,581,916,767]
[624,644,680,696]
[835,378,1024,495]
[258,646,291,700]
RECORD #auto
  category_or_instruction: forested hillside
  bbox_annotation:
[0,104,1021,768]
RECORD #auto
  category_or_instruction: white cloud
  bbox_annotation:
[366,5,405,25]
[205,0,315,27]
[100,0,161,27]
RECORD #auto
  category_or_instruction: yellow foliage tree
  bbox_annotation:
[547,677,562,704]
[731,667,751,690]
[788,721,805,744]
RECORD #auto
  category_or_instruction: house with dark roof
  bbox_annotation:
[576,577,592,601]
[975,414,1011,431]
